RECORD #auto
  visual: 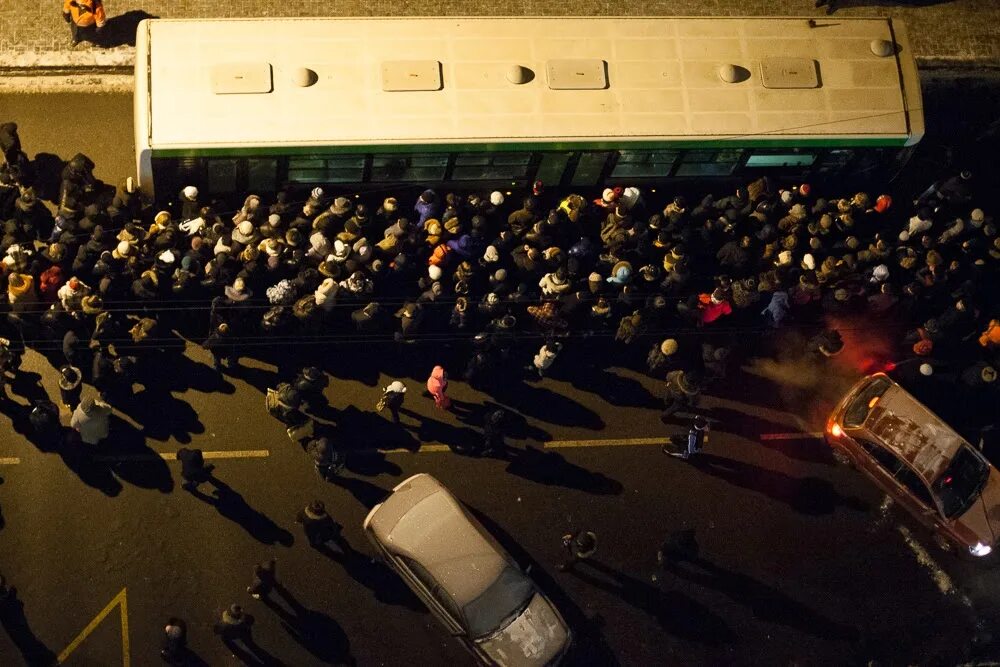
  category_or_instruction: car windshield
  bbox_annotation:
[462,566,534,639]
[844,376,892,427]
[933,446,989,519]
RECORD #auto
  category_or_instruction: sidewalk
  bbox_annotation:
[0,0,997,90]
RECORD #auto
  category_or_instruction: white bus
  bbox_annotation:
[134,16,923,202]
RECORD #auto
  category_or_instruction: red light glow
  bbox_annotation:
[830,423,843,438]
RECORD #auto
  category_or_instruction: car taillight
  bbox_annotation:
[829,422,843,438]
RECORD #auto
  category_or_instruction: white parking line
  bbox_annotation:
[760,432,824,441]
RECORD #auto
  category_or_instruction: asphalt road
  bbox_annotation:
[1,88,999,665]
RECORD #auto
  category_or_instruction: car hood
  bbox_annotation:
[478,592,570,666]
[956,470,1000,547]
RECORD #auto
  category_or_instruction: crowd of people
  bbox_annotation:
[1,120,999,451]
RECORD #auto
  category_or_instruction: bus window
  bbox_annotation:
[674,149,743,177]
[813,149,855,177]
[610,150,679,178]
[247,158,278,192]
[207,158,238,193]
[571,152,611,187]
[372,154,448,182]
[744,150,816,168]
[451,152,531,181]
[534,152,571,186]
[288,155,365,183]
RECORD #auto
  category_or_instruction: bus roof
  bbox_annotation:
[138,16,920,151]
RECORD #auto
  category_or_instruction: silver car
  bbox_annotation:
[364,473,572,666]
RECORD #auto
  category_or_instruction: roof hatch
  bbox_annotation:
[381,60,443,92]
[546,59,608,90]
[759,58,819,89]
[210,62,273,94]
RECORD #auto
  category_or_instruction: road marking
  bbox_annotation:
[896,525,969,605]
[380,438,671,454]
[760,432,824,441]
[57,587,130,665]
[545,437,669,449]
[379,444,453,454]
[94,449,269,463]
[0,457,21,465]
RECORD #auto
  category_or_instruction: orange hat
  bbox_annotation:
[913,339,933,356]
[875,194,892,213]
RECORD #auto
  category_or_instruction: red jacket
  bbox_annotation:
[39,266,64,302]
[698,296,732,324]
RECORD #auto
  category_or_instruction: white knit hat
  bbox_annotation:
[490,191,504,206]
[919,363,934,376]
[182,186,198,200]
[428,265,443,281]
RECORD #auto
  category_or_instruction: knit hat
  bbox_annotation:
[660,339,678,356]
[872,264,890,282]
[382,197,398,213]
[233,220,255,244]
[919,363,934,376]
[331,197,352,216]
[802,253,815,271]
[182,186,198,200]
[971,209,985,227]
[490,191,504,206]
[428,265,442,281]
[602,188,616,204]
[114,241,133,259]
[483,245,499,263]
[913,339,933,356]
[154,210,171,226]
[607,261,633,284]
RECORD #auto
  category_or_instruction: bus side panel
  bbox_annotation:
[134,19,154,197]
[890,19,925,147]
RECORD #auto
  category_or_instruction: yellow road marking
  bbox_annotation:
[57,587,130,665]
[379,444,453,454]
[544,437,668,448]
[94,450,269,463]
[0,457,21,465]
[760,432,824,441]
[380,438,671,453]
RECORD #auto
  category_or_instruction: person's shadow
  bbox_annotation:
[0,588,58,667]
[92,10,158,48]
[661,556,859,641]
[690,453,869,516]
[316,532,425,612]
[187,477,293,546]
[259,583,355,665]
[567,559,735,646]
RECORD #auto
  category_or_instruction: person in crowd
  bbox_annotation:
[62,0,107,46]
[160,617,188,664]
[176,447,214,491]
[295,500,339,549]
[69,395,112,446]
[426,365,450,410]
[557,530,598,572]
[246,559,277,601]
[378,380,407,424]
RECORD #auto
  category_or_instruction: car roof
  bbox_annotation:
[373,475,508,607]
[864,382,968,482]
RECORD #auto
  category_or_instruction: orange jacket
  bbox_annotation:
[63,0,107,28]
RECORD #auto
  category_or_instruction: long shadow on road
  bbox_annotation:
[689,453,868,516]
[569,559,735,647]
[186,477,294,547]
[504,446,623,496]
[316,533,425,612]
[0,589,58,667]
[662,556,859,642]
[260,583,355,666]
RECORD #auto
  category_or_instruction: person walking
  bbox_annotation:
[213,604,255,658]
[58,364,83,409]
[663,415,710,460]
[304,436,343,479]
[557,530,598,572]
[377,380,407,423]
[62,0,107,46]
[482,408,507,455]
[69,395,112,446]
[176,447,214,491]
[426,365,450,410]
[295,500,339,548]
[528,341,562,379]
[28,399,63,449]
[246,559,277,600]
[160,617,187,665]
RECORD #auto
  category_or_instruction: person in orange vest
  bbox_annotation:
[62,0,107,46]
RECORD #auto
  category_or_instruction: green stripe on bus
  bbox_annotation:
[151,137,908,158]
